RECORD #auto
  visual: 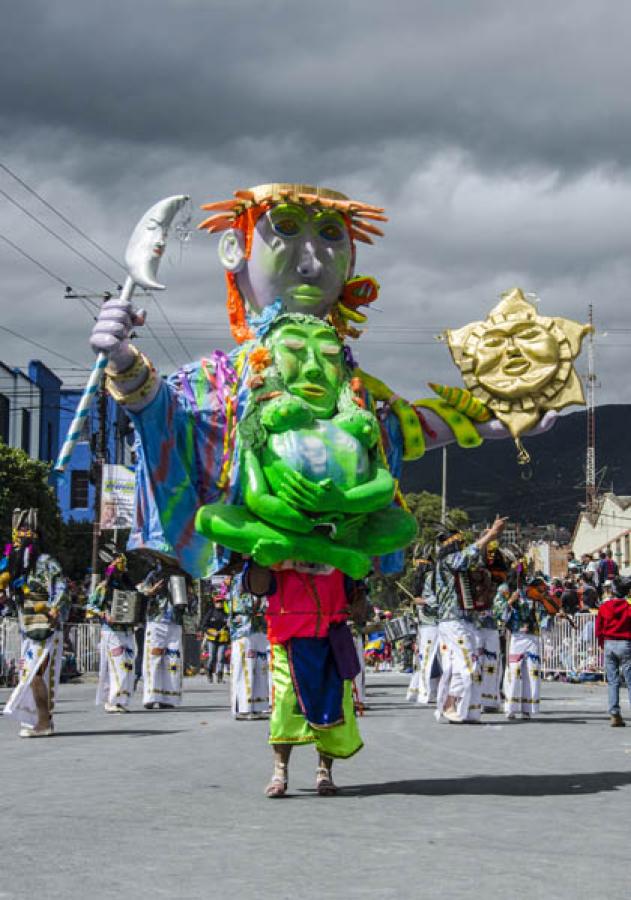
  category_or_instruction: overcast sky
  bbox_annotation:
[1,0,630,406]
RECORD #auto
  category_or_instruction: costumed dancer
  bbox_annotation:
[477,541,511,712]
[406,547,440,705]
[137,558,189,709]
[242,561,365,797]
[200,585,230,683]
[434,517,506,724]
[494,573,545,720]
[407,569,440,705]
[228,571,269,719]
[88,550,137,713]
[2,509,70,738]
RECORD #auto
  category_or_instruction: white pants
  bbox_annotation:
[143,621,183,706]
[230,633,269,716]
[435,619,482,722]
[504,632,541,717]
[407,624,439,704]
[97,628,136,708]
[478,626,502,711]
[3,633,63,728]
[353,635,367,704]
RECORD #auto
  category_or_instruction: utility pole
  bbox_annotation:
[585,303,596,516]
[90,379,108,590]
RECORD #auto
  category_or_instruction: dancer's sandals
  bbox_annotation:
[316,766,339,796]
[264,765,288,798]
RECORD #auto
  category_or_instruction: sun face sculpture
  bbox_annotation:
[445,288,591,461]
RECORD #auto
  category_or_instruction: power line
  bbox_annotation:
[0,230,69,287]
[0,160,126,273]
[0,324,86,367]
[0,186,119,284]
[146,291,193,361]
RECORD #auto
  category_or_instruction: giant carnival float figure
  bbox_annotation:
[85,183,590,796]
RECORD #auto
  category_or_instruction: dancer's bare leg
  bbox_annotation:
[265,744,291,798]
[316,752,338,796]
[31,657,52,732]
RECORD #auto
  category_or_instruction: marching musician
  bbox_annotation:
[88,550,138,714]
[477,541,512,713]
[433,516,507,724]
[137,558,189,710]
[494,572,549,720]
[2,509,70,738]
[407,548,440,706]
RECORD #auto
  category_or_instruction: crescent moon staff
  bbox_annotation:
[54,194,189,473]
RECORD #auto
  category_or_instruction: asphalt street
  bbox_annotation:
[1,674,629,900]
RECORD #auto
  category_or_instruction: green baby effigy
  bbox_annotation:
[195,314,417,578]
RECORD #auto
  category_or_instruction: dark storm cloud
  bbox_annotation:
[1,0,630,411]
[3,0,631,178]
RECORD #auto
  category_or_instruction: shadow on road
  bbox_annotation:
[52,729,183,737]
[345,770,631,797]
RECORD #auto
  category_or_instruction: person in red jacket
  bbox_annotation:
[595,580,631,726]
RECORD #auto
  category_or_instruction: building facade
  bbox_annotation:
[571,493,631,576]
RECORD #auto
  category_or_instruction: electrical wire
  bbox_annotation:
[0,160,126,272]
[0,185,119,284]
[0,324,86,367]
[0,230,69,287]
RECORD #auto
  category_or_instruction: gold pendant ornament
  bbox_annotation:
[445,288,591,463]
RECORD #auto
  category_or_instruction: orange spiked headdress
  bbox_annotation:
[198,183,387,344]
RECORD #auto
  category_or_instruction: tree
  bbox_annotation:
[0,441,62,550]
[367,491,471,610]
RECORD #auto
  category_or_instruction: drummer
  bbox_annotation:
[137,558,189,710]
[88,550,137,714]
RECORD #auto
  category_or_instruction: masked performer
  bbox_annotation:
[433,518,506,724]
[2,509,70,737]
[228,572,269,719]
[88,552,138,713]
[137,559,188,709]
[200,588,230,683]
[407,569,440,706]
[477,541,511,712]
[494,574,545,720]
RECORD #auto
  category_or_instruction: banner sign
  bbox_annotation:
[100,464,135,529]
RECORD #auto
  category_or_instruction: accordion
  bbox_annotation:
[454,568,494,612]
[109,590,143,625]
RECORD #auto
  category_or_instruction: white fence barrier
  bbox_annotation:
[0,620,102,680]
[540,612,603,677]
[2,613,605,682]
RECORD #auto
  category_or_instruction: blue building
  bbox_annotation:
[56,387,132,522]
[0,358,132,522]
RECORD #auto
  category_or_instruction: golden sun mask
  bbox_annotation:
[445,288,591,461]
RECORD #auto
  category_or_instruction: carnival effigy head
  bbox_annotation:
[265,315,345,418]
[197,183,385,343]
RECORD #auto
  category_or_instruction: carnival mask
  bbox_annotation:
[445,289,590,458]
[267,319,344,418]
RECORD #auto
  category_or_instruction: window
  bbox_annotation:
[21,408,31,455]
[0,393,9,443]
[70,470,90,509]
[624,533,630,568]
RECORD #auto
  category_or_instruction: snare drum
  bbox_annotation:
[109,590,143,626]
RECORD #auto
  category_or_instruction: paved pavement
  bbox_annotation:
[1,674,630,900]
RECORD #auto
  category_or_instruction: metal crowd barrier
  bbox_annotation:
[2,614,606,681]
[540,612,603,677]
